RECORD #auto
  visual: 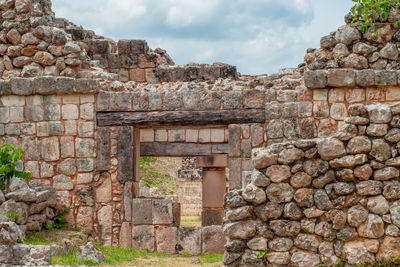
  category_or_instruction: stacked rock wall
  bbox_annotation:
[223,103,400,266]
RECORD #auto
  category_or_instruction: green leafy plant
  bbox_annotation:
[0,212,19,222]
[43,207,69,230]
[0,143,32,187]
[351,0,400,32]
[392,253,399,263]
[258,251,268,266]
[318,260,326,267]
[335,257,344,267]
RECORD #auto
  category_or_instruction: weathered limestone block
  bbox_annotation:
[153,199,173,225]
[177,227,201,255]
[156,226,177,254]
[202,226,225,254]
[132,225,155,252]
[132,198,153,225]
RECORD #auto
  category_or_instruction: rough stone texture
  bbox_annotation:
[5,0,400,262]
[76,242,105,264]
[224,103,400,266]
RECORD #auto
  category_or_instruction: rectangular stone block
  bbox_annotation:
[196,155,228,168]
[229,158,242,190]
[76,138,96,157]
[155,129,168,142]
[211,128,225,143]
[345,88,366,103]
[304,70,327,89]
[56,77,74,94]
[172,202,181,227]
[117,126,134,182]
[199,129,211,143]
[140,142,212,156]
[201,209,224,226]
[185,129,198,143]
[124,182,133,221]
[356,69,375,87]
[375,70,397,85]
[202,169,226,208]
[96,127,110,171]
[243,89,265,108]
[61,136,75,158]
[152,199,173,225]
[41,137,59,162]
[132,198,153,225]
[327,69,356,87]
[132,225,155,252]
[168,129,185,142]
[96,91,111,111]
[140,129,154,142]
[129,68,145,82]
[212,144,229,154]
[386,87,400,101]
[228,125,241,157]
[119,222,132,248]
[178,227,201,256]
[10,78,34,95]
[9,107,23,122]
[155,226,177,254]
[201,225,225,254]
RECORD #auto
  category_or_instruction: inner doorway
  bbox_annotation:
[139,127,229,226]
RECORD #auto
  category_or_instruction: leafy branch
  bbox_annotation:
[351,0,400,32]
[0,143,32,188]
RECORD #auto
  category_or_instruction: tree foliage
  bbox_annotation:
[351,0,400,31]
[0,143,32,187]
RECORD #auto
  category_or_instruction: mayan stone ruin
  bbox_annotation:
[2,0,400,266]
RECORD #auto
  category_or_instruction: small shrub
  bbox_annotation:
[351,0,400,32]
[0,211,19,222]
[0,143,32,187]
[43,207,69,230]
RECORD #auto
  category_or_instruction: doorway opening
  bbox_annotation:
[138,155,228,227]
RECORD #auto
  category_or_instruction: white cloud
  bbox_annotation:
[165,0,220,27]
[52,0,355,75]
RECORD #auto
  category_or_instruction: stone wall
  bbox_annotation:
[223,103,400,266]
[5,0,400,260]
[178,157,202,216]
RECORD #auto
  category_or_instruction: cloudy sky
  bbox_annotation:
[52,0,353,75]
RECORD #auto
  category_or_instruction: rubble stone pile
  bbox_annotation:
[223,103,400,266]
[0,207,52,266]
[305,9,400,71]
[0,177,56,235]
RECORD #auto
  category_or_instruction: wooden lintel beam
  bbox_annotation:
[97,109,265,127]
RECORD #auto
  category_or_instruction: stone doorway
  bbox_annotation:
[138,127,228,227]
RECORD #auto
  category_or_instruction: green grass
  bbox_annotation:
[24,232,51,246]
[181,216,201,227]
[52,244,223,266]
[199,254,223,264]
[52,248,98,266]
[140,157,179,195]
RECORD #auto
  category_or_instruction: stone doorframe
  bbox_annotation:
[136,127,229,226]
[109,123,243,226]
